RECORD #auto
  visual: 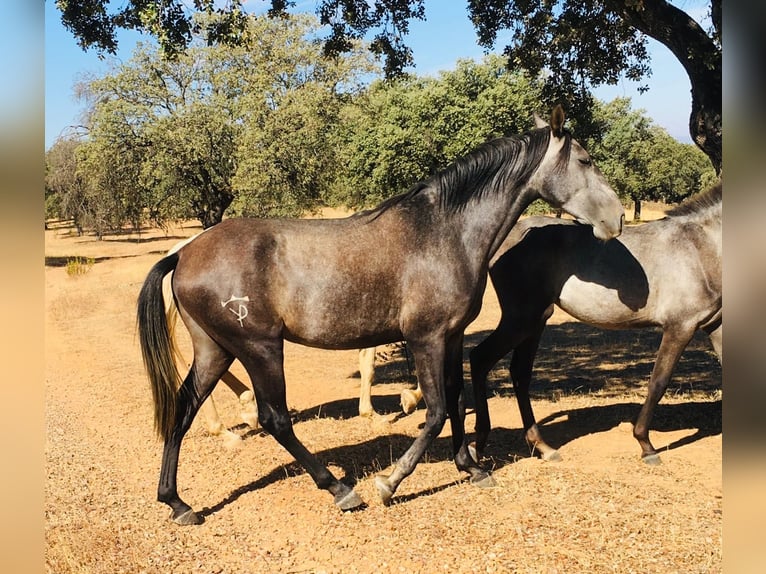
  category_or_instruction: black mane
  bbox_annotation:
[359,127,563,218]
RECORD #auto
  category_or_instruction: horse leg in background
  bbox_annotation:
[444,333,496,487]
[400,384,423,415]
[197,394,244,449]
[240,339,363,511]
[157,337,235,525]
[508,323,561,462]
[468,302,557,461]
[633,325,696,465]
[358,347,377,417]
[220,370,259,429]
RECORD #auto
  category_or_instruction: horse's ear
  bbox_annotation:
[550,104,565,137]
[533,112,548,129]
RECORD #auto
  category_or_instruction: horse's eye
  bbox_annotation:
[579,157,592,166]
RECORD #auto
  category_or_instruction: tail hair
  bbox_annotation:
[137,252,182,440]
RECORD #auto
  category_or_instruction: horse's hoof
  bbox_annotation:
[400,390,419,415]
[467,442,480,463]
[222,431,243,450]
[470,472,497,489]
[171,509,203,525]
[642,453,662,466]
[541,450,562,462]
[241,412,260,429]
[375,475,395,506]
[334,488,364,511]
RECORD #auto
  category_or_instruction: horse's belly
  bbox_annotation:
[557,276,653,328]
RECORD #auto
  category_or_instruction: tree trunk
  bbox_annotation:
[633,197,642,222]
[618,0,721,174]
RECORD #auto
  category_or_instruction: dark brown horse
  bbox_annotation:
[469,181,721,465]
[137,106,624,524]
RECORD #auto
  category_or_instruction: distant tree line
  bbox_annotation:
[45,13,716,236]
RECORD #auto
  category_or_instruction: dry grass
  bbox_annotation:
[45,211,721,574]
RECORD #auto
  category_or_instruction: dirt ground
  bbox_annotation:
[45,206,722,574]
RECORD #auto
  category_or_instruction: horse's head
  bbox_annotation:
[530,105,624,240]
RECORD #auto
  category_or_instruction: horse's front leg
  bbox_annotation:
[444,334,495,487]
[375,339,449,505]
[469,320,515,459]
[634,327,694,465]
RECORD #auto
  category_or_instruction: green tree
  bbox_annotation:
[335,55,543,207]
[55,1,721,172]
[229,14,375,218]
[643,127,718,205]
[75,13,372,228]
[45,136,89,233]
[588,97,715,219]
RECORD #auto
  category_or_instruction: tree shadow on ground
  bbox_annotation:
[45,249,175,267]
[306,321,721,417]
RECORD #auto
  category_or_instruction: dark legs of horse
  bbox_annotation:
[508,328,561,461]
[157,352,233,525]
[469,322,513,459]
[444,334,495,487]
[240,339,363,511]
[469,303,558,462]
[633,326,695,465]
[375,335,495,505]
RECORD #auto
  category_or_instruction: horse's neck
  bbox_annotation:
[456,186,537,270]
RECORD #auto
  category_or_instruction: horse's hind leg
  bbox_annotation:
[157,336,233,525]
[634,326,694,465]
[241,339,363,511]
[509,326,560,462]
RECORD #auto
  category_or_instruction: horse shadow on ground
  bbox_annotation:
[200,396,721,519]
[198,431,482,519]
[479,399,721,462]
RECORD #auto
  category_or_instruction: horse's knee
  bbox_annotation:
[424,407,448,435]
[258,405,292,438]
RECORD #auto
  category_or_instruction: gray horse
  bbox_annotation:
[468,181,721,464]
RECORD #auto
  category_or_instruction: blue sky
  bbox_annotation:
[45,1,710,149]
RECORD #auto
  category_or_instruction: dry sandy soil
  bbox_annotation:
[45,206,721,573]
